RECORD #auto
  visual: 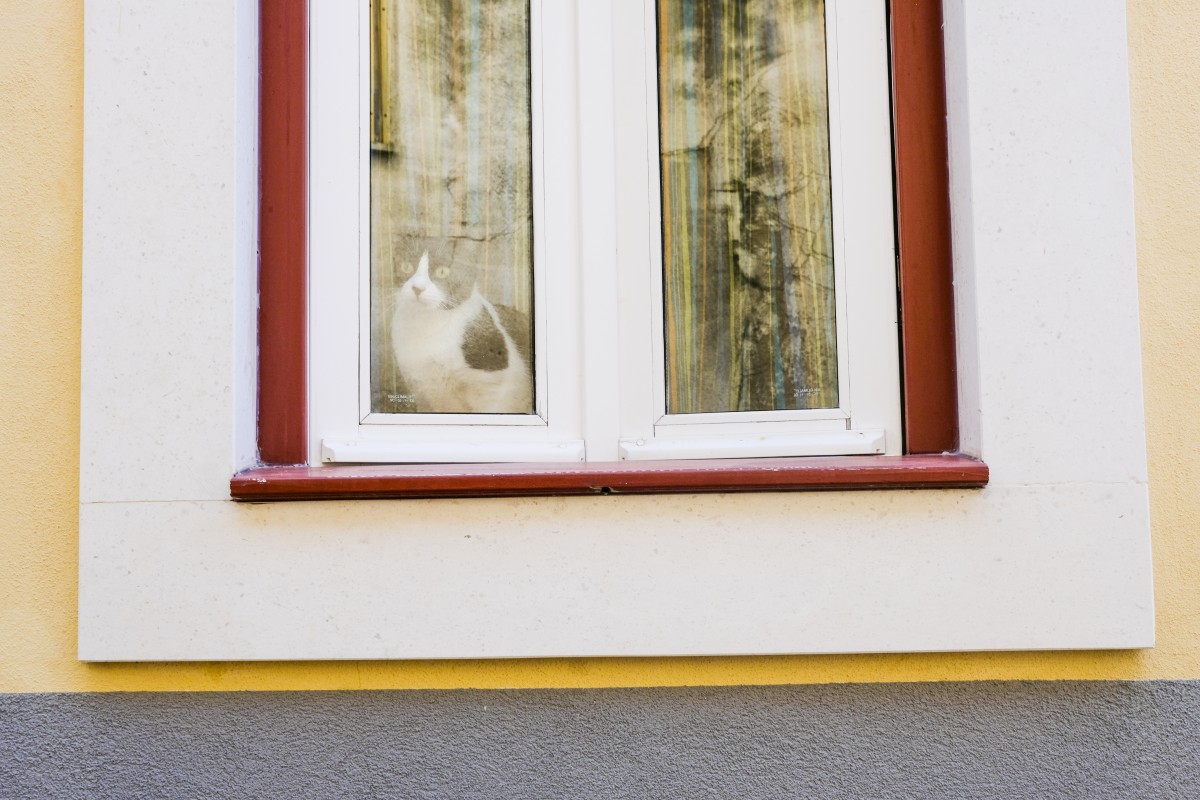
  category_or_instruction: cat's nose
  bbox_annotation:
[411,284,425,296]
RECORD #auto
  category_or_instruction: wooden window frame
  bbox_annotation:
[232,0,987,501]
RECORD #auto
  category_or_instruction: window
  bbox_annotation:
[81,0,1153,661]
[236,0,985,500]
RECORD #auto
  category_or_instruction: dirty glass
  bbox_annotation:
[370,0,535,415]
[658,0,838,414]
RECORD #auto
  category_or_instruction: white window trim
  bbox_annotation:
[310,0,586,465]
[309,0,902,466]
[612,0,902,457]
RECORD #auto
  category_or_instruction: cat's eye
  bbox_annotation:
[399,261,414,275]
[433,266,450,280]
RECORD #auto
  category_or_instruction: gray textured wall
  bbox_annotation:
[2,681,1199,799]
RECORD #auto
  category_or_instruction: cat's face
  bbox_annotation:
[396,251,477,310]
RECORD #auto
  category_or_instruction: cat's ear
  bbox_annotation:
[417,251,430,275]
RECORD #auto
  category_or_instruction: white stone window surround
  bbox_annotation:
[79,0,1153,661]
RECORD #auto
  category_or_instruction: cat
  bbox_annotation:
[389,251,533,414]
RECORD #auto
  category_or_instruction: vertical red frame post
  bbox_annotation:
[258,0,309,465]
[890,0,960,453]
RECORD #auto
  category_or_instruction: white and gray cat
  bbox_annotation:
[390,251,533,414]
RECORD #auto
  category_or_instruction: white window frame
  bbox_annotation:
[309,0,902,466]
[311,0,585,466]
[612,0,900,461]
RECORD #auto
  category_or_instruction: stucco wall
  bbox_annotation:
[5,683,1200,799]
[0,1,1196,690]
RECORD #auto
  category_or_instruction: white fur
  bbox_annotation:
[390,253,532,413]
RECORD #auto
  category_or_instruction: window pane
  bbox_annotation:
[371,0,535,415]
[658,0,838,414]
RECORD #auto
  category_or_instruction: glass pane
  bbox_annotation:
[370,0,535,415]
[658,0,838,414]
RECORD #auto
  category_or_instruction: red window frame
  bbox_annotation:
[232,0,987,501]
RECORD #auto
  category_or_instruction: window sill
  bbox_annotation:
[230,453,988,501]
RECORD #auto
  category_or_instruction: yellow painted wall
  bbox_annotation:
[0,2,1195,693]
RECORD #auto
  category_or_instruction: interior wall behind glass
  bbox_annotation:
[371,0,533,414]
[658,0,838,414]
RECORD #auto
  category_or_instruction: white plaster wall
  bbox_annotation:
[79,0,1153,660]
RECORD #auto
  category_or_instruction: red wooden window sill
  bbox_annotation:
[231,454,987,501]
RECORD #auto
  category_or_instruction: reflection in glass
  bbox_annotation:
[371,0,535,414]
[658,0,838,414]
